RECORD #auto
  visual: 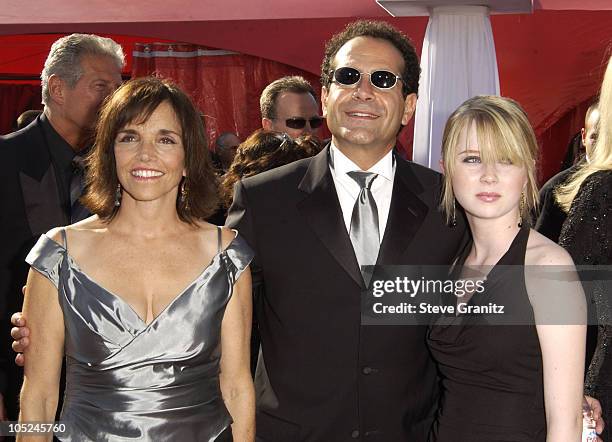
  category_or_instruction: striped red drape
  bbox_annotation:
[131,43,326,147]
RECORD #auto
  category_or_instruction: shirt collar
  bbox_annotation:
[40,112,77,167]
[329,142,395,182]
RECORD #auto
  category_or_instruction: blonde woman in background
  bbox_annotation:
[557,56,612,441]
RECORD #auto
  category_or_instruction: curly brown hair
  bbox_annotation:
[82,76,219,224]
[320,20,420,98]
[220,130,321,207]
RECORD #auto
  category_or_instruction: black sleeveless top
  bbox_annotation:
[427,226,546,441]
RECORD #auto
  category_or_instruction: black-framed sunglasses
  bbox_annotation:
[331,66,402,90]
[283,117,324,130]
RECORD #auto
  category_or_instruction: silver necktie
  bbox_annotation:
[348,171,379,284]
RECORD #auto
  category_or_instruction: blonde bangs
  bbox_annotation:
[474,116,530,169]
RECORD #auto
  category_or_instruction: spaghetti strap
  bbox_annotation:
[60,228,68,249]
[217,226,222,254]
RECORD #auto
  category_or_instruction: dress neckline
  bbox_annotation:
[44,231,239,328]
[449,225,529,314]
[454,224,529,272]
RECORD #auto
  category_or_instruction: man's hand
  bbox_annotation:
[10,312,29,366]
[585,395,605,439]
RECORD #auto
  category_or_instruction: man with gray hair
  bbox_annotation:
[0,33,123,420]
[260,75,323,139]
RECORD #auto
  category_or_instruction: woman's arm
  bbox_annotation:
[219,262,255,441]
[17,267,65,442]
[526,244,586,442]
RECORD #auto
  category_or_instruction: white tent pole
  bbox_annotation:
[412,5,500,171]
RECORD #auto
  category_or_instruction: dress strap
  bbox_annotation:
[217,226,222,254]
[60,228,68,249]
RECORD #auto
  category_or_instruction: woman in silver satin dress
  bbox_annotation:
[18,77,255,441]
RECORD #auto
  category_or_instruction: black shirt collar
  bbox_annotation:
[39,112,77,168]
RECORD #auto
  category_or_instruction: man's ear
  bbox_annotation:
[401,93,417,126]
[262,118,273,131]
[321,86,329,118]
[47,75,66,106]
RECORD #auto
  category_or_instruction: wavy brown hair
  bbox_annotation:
[220,130,321,207]
[82,76,218,224]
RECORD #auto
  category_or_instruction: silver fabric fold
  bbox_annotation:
[26,233,254,441]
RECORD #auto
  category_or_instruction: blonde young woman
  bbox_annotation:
[557,56,612,441]
[17,77,255,441]
[428,96,586,441]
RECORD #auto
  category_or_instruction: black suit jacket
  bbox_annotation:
[0,116,69,419]
[226,147,467,442]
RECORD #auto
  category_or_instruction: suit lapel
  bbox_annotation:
[17,116,68,232]
[377,156,429,265]
[17,117,53,181]
[297,147,364,288]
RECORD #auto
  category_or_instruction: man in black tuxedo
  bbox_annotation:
[226,21,466,441]
[0,33,123,420]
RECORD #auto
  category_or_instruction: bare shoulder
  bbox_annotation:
[525,229,575,266]
[191,220,236,251]
[66,216,109,243]
[45,215,105,244]
[42,216,108,251]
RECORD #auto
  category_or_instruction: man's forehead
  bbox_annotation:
[275,92,318,116]
[332,36,404,72]
[80,54,122,78]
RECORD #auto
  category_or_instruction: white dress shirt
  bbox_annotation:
[328,144,396,243]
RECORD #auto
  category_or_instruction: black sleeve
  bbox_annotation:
[560,173,612,265]
[225,180,263,288]
[225,180,264,375]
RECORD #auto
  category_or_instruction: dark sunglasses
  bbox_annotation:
[331,66,402,90]
[283,117,324,130]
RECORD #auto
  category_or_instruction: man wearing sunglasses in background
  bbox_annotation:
[260,76,323,138]
[227,20,467,441]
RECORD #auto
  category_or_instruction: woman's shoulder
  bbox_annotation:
[578,169,612,194]
[190,221,239,251]
[525,228,574,267]
[191,222,252,270]
[56,216,106,245]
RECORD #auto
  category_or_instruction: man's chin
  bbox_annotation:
[334,128,378,147]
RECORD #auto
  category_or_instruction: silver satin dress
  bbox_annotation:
[26,229,253,441]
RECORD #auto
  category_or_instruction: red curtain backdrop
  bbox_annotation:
[0,84,42,135]
[131,43,327,148]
